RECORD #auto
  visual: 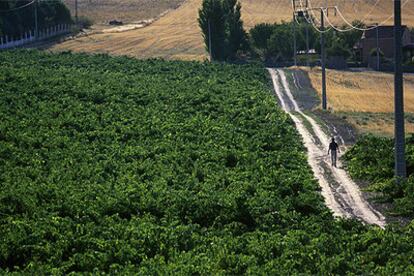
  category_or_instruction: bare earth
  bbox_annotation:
[269,68,386,227]
[53,0,414,60]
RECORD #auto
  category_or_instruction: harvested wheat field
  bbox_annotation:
[306,68,414,135]
[343,112,414,136]
[307,68,414,113]
[63,0,184,24]
[52,0,293,60]
[52,0,414,60]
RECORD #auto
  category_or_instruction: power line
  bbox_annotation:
[310,0,411,32]
[294,0,408,181]
[321,7,355,33]
[0,0,65,13]
[358,0,381,24]
[295,0,332,33]
[0,0,35,13]
[293,0,330,110]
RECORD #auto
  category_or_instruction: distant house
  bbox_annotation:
[356,25,413,65]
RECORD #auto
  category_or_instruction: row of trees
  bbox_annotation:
[0,0,72,37]
[198,0,364,63]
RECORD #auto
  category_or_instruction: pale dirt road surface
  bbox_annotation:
[269,68,386,228]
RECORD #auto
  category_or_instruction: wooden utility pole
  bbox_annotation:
[293,12,297,66]
[292,0,332,109]
[394,0,406,180]
[208,19,212,61]
[292,0,310,66]
[75,0,78,25]
[34,0,39,40]
[321,9,327,110]
[376,23,380,71]
[306,23,310,67]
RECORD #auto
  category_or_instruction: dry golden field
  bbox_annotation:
[53,0,293,60]
[344,113,414,136]
[53,0,414,60]
[307,69,414,113]
[63,0,184,24]
[306,68,414,135]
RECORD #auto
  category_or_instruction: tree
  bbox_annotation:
[267,23,294,61]
[337,20,365,50]
[327,36,351,59]
[198,0,226,60]
[198,0,247,61]
[222,0,248,59]
[249,22,295,62]
[249,23,275,60]
[0,0,72,37]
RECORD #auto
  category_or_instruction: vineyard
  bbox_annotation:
[344,135,414,217]
[1,50,414,273]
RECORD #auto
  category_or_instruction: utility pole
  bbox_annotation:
[306,23,310,67]
[376,23,380,71]
[293,0,310,67]
[34,0,39,40]
[293,12,297,66]
[321,8,327,110]
[208,19,212,61]
[394,0,406,180]
[293,0,331,108]
[75,0,79,25]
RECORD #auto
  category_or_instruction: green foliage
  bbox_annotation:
[313,21,364,61]
[198,0,248,61]
[327,36,351,59]
[249,22,293,62]
[267,23,294,61]
[249,23,275,60]
[198,0,226,60]
[2,50,414,273]
[249,21,319,62]
[336,20,365,51]
[344,135,414,215]
[222,0,249,58]
[0,0,72,37]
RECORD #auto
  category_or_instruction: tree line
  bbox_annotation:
[198,0,364,63]
[0,0,72,37]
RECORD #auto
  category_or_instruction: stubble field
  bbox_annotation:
[306,68,414,136]
[53,0,414,60]
[63,0,184,24]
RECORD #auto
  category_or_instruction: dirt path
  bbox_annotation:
[269,68,386,228]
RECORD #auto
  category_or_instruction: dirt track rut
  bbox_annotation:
[269,68,386,228]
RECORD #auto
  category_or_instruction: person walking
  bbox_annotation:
[328,137,340,167]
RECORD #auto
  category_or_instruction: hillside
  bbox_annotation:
[63,0,184,24]
[2,50,414,274]
[51,0,414,60]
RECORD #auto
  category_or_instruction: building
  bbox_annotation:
[356,25,413,65]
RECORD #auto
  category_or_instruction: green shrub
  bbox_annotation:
[344,134,414,214]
